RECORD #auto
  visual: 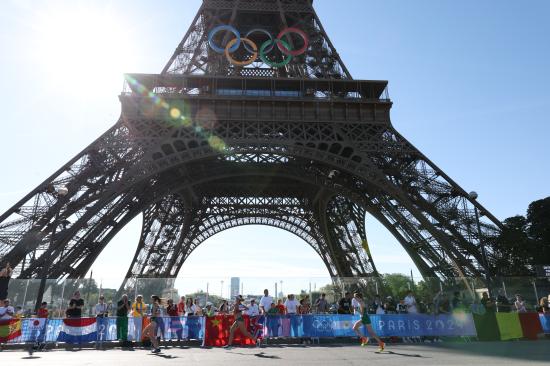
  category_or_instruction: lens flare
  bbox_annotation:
[124,75,227,153]
[170,108,181,119]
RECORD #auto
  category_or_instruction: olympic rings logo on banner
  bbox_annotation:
[208,25,309,68]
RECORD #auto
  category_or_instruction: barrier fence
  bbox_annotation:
[1,313,549,346]
[5,276,550,318]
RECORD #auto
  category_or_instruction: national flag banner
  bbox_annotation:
[57,317,97,344]
[495,312,523,340]
[203,315,255,347]
[518,313,543,340]
[0,318,22,342]
[184,316,204,340]
[249,315,265,340]
[331,315,356,337]
[539,314,550,334]
[21,318,48,342]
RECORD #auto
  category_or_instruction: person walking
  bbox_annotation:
[116,294,132,347]
[352,293,385,351]
[142,295,162,353]
[223,295,257,349]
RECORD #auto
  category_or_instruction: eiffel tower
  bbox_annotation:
[0,0,501,298]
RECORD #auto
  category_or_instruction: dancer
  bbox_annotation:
[352,293,385,351]
[223,295,257,349]
[142,295,162,353]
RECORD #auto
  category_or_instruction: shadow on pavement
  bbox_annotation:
[147,353,178,359]
[374,350,426,358]
[228,351,281,359]
[427,341,550,362]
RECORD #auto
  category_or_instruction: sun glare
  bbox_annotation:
[32,4,135,94]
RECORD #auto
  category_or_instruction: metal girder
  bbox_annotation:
[162,0,350,78]
[0,0,503,289]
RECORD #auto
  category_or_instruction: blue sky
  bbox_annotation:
[0,0,548,295]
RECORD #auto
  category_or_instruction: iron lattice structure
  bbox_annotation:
[0,0,501,290]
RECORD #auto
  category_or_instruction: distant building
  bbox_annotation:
[230,277,240,298]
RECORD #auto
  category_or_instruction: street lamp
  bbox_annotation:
[469,191,492,296]
[35,185,69,312]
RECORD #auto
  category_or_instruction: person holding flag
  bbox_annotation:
[351,293,385,352]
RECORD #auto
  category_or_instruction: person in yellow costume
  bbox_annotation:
[132,295,148,341]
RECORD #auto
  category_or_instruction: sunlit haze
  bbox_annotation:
[0,0,548,296]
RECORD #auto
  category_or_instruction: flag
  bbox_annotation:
[249,315,265,339]
[57,318,97,343]
[518,313,543,340]
[0,318,22,342]
[203,315,256,347]
[495,312,523,340]
[539,314,550,334]
[22,318,48,342]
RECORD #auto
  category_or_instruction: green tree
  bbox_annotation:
[526,197,550,265]
[489,215,534,276]
[185,290,224,307]
[380,273,412,299]
[317,283,342,303]
[485,196,550,276]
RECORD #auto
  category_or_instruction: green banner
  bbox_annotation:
[496,312,523,340]
[473,313,500,341]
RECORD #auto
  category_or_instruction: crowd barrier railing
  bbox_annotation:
[1,313,549,346]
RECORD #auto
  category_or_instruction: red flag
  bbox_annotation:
[0,318,22,342]
[203,315,256,347]
[518,313,543,340]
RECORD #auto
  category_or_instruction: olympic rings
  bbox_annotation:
[260,39,293,68]
[276,27,309,56]
[244,28,274,54]
[209,25,240,54]
[225,37,258,66]
[208,24,308,68]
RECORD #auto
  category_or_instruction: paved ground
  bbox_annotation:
[2,342,548,365]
